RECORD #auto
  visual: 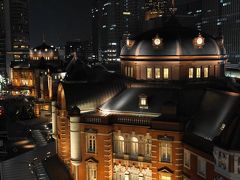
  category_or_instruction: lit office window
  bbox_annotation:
[160,141,172,163]
[204,67,209,78]
[196,67,201,78]
[189,68,194,79]
[147,68,153,79]
[163,68,169,79]
[155,68,161,79]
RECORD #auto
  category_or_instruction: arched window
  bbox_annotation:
[139,173,144,180]
[117,136,125,155]
[125,171,130,180]
[131,137,138,156]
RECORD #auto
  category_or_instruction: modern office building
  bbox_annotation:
[91,0,100,63]
[175,0,202,30]
[93,0,144,62]
[0,0,6,71]
[65,40,94,64]
[1,0,30,76]
[144,0,170,21]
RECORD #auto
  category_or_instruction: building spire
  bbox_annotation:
[42,33,46,43]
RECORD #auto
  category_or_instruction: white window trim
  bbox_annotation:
[197,156,206,178]
[86,133,97,153]
[159,141,172,163]
[184,149,191,169]
[86,162,97,180]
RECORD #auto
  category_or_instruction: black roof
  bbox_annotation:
[214,114,240,151]
[121,22,226,57]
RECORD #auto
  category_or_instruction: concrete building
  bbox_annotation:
[93,0,144,62]
[0,0,30,76]
[65,40,94,64]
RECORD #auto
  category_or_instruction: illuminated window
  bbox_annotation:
[140,98,147,106]
[197,157,206,177]
[204,67,209,78]
[160,141,172,163]
[131,137,138,156]
[161,175,171,180]
[188,68,194,79]
[139,94,148,109]
[125,66,128,76]
[184,149,191,169]
[114,136,124,155]
[155,68,161,79]
[130,67,134,77]
[196,67,201,78]
[147,68,153,79]
[87,162,97,180]
[125,171,130,180]
[87,133,96,153]
[163,68,169,79]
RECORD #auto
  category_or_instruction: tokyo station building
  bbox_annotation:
[53,18,240,180]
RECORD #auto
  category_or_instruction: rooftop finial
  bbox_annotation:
[42,33,46,43]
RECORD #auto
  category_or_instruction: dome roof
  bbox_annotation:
[121,23,226,59]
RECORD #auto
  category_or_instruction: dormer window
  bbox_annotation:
[139,94,148,109]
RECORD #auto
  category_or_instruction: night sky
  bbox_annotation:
[29,0,93,47]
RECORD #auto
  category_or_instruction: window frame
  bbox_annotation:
[146,67,153,79]
[131,137,139,156]
[86,162,97,180]
[197,156,206,178]
[184,149,191,169]
[163,68,169,80]
[86,133,97,153]
[159,141,172,163]
[196,67,201,78]
[203,67,209,78]
[155,68,161,79]
[188,68,194,79]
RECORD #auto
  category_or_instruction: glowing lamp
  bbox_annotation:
[152,35,162,48]
[193,33,205,48]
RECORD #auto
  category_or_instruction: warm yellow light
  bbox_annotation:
[154,38,161,46]
[196,37,204,45]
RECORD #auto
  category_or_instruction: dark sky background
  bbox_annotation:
[29,0,93,47]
